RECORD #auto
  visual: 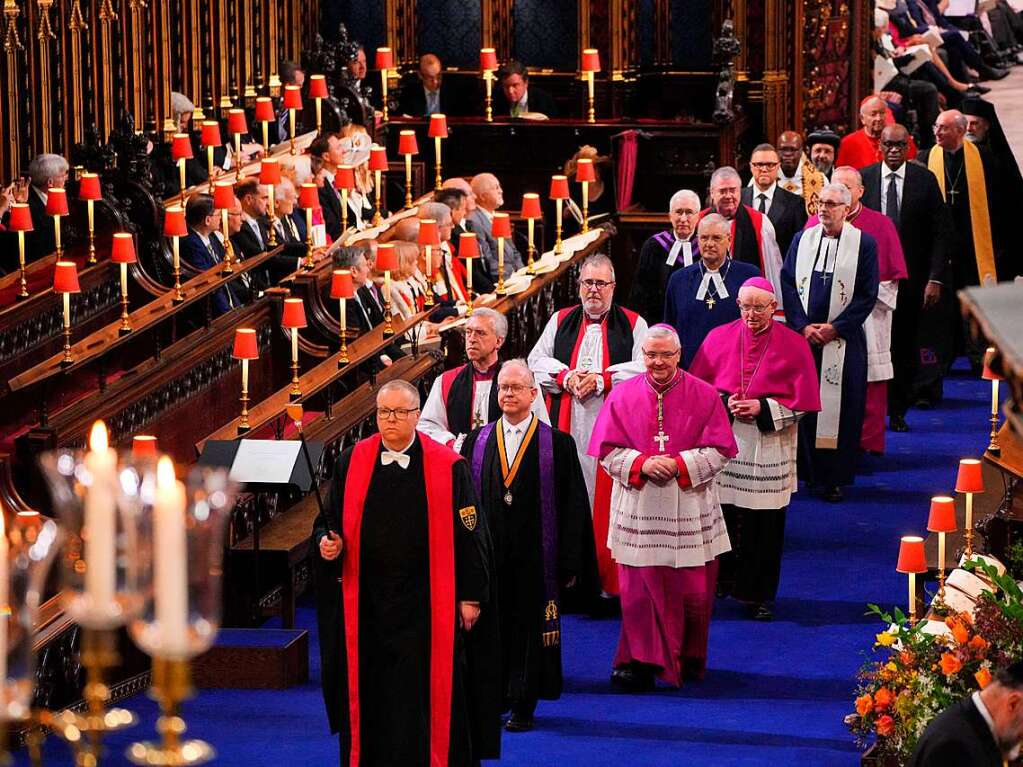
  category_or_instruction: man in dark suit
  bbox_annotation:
[332,246,404,364]
[231,177,271,259]
[909,660,1023,766]
[309,134,346,240]
[861,124,951,432]
[25,153,70,263]
[493,60,557,118]
[435,187,496,294]
[398,54,462,117]
[741,143,807,258]
[180,194,242,316]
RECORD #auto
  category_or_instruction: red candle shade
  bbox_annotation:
[368,145,388,172]
[330,269,355,299]
[163,206,188,237]
[576,158,597,183]
[213,181,236,210]
[79,173,102,201]
[227,108,249,135]
[46,187,69,216]
[283,84,303,111]
[375,47,394,71]
[521,193,542,219]
[376,243,398,272]
[896,536,927,573]
[131,435,158,458]
[335,165,356,191]
[927,496,957,533]
[549,175,570,200]
[982,347,1004,381]
[418,218,439,247]
[428,113,448,139]
[53,261,81,293]
[8,203,32,232]
[398,130,419,156]
[492,212,512,239]
[298,182,321,210]
[260,158,282,186]
[480,47,498,71]
[459,232,480,258]
[254,97,275,123]
[201,121,222,148]
[581,48,601,73]
[171,133,193,161]
[308,74,329,99]
[110,232,137,264]
[281,297,308,328]
[232,328,259,359]
[955,459,985,494]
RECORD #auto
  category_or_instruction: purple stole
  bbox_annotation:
[471,419,562,646]
[652,230,675,251]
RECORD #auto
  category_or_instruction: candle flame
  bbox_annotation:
[89,421,109,452]
[157,456,176,489]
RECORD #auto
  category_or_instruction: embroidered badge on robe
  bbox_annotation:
[458,505,477,531]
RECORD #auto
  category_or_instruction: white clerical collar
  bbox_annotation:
[674,231,693,242]
[780,161,803,183]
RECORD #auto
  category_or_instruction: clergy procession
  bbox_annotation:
[5,0,1023,765]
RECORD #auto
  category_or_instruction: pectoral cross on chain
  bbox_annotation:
[948,187,958,206]
[705,295,716,310]
[653,392,669,451]
[654,430,669,451]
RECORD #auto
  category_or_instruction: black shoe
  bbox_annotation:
[979,64,1010,80]
[753,603,774,621]
[823,486,843,503]
[505,714,535,732]
[890,415,909,433]
[966,84,991,95]
[610,667,655,693]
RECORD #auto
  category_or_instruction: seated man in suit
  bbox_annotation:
[180,194,242,315]
[441,177,496,275]
[741,143,808,257]
[24,153,70,263]
[435,187,496,294]
[332,245,404,364]
[308,133,348,240]
[232,177,271,259]
[494,60,557,118]
[470,172,523,278]
[398,53,461,117]
[909,660,1023,766]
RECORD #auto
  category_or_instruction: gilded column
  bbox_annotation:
[128,0,146,129]
[98,0,117,138]
[68,0,87,144]
[188,0,205,119]
[494,0,513,59]
[396,0,415,64]
[243,0,255,99]
[35,0,54,152]
[157,0,174,137]
[609,0,638,80]
[266,0,280,96]
[3,0,23,180]
[232,0,243,103]
[761,0,790,141]
[482,0,493,48]
[579,0,591,53]
[217,0,231,109]
[654,0,670,66]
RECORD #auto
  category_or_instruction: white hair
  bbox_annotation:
[820,182,851,205]
[581,253,615,281]
[698,212,730,233]
[27,153,68,190]
[420,201,451,223]
[709,166,742,190]
[275,176,296,200]
[377,379,420,408]
[499,358,535,385]
[669,189,701,212]
[831,166,862,187]
[468,307,508,339]
[644,325,681,350]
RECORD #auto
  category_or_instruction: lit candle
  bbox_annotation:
[292,326,299,365]
[63,292,70,331]
[242,357,249,392]
[992,378,999,417]
[120,262,128,301]
[497,237,505,284]
[425,244,432,278]
[84,421,117,612]
[154,457,189,655]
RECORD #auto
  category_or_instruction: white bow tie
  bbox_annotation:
[380,450,410,469]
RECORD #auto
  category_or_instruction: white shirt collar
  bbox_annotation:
[886,162,906,180]
[33,186,48,205]
[753,181,777,200]
[502,413,533,432]
[478,207,494,222]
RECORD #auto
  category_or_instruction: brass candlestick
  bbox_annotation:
[988,377,1001,456]
[338,300,350,368]
[61,293,74,367]
[586,71,595,124]
[219,211,235,275]
[527,218,537,274]
[373,171,384,226]
[484,72,493,122]
[267,188,278,248]
[434,137,443,191]
[554,199,564,255]
[581,181,590,234]
[404,154,413,209]
[340,189,349,235]
[303,209,315,270]
[54,215,64,261]
[238,380,251,434]
[16,232,28,300]
[86,200,97,263]
[496,239,506,295]
[383,273,394,337]
[119,263,132,335]
[171,236,184,302]
[289,328,301,402]
[126,658,213,766]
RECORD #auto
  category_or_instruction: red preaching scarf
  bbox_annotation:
[341,433,458,767]
[698,205,766,274]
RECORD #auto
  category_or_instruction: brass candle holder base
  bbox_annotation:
[126,658,214,767]
[238,391,250,435]
[526,246,537,275]
[289,363,301,402]
[338,334,350,368]
[434,162,443,192]
[61,328,74,368]
[988,413,1001,456]
[88,234,97,265]
[965,528,975,559]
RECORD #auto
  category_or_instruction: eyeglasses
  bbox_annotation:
[818,200,846,209]
[738,303,774,314]
[580,279,614,290]
[751,162,780,170]
[642,350,679,361]
[880,141,908,149]
[376,407,420,421]
[497,384,533,394]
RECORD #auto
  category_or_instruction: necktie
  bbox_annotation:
[757,193,767,213]
[886,174,900,224]
[251,220,264,249]
[380,451,410,469]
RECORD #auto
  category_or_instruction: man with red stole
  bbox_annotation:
[527,254,647,599]
[588,325,737,691]
[312,380,499,766]
[689,278,821,621]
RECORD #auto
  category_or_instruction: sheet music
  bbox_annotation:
[229,440,302,484]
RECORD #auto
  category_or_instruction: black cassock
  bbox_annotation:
[460,420,593,710]
[311,434,500,766]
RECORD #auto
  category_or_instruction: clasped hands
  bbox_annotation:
[727,394,762,423]
[320,531,481,631]
[565,370,601,402]
[642,455,679,486]
[802,322,837,346]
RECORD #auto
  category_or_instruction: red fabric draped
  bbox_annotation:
[615,130,639,211]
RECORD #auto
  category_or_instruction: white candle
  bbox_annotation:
[434,136,441,172]
[425,245,432,277]
[84,421,117,612]
[154,457,189,656]
[938,531,945,574]
[465,259,472,294]
[315,99,322,132]
[908,572,916,619]
[588,71,594,100]
[340,188,349,230]
[992,379,1000,417]
[178,158,186,192]
[63,292,70,330]
[289,110,296,149]
[87,199,94,236]
[385,270,392,309]
[527,218,535,253]
[241,357,249,392]
[966,492,974,533]
[207,147,215,192]
[292,327,299,364]
[54,216,62,253]
[120,262,128,299]
[172,236,180,274]
[339,298,346,334]
[497,237,504,280]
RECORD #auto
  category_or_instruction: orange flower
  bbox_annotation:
[940,652,963,676]
[874,687,894,711]
[976,667,993,689]
[969,635,989,653]
[855,693,874,717]
[951,621,970,645]
[875,714,895,737]
[900,651,915,667]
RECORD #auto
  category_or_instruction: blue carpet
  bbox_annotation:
[19,362,992,766]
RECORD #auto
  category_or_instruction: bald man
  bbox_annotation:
[469,173,523,278]
[836,97,918,169]
[775,131,826,215]
[399,53,462,116]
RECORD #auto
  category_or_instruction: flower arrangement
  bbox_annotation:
[847,560,1022,761]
